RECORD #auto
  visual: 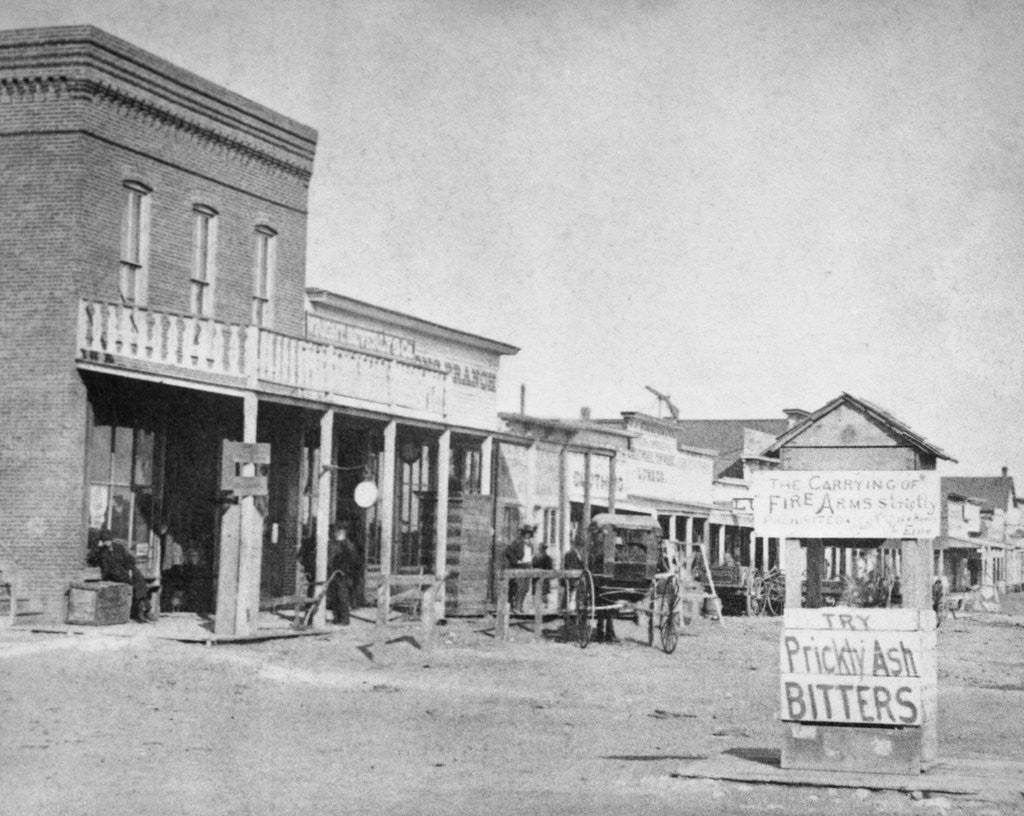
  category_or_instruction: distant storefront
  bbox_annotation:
[303,291,519,616]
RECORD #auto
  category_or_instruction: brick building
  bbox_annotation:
[0,26,517,624]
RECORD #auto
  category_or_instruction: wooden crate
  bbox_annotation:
[66,582,132,625]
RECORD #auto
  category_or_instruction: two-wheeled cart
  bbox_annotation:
[574,514,700,653]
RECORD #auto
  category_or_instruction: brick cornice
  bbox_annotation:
[0,72,312,182]
[85,77,313,182]
[0,73,71,99]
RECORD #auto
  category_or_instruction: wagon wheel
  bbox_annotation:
[747,572,766,617]
[764,572,785,617]
[659,574,680,654]
[575,570,594,649]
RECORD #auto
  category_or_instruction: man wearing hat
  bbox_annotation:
[504,524,535,614]
[327,521,360,625]
[89,528,153,622]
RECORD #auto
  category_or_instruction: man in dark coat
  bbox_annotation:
[504,525,534,613]
[90,528,152,622]
[327,522,359,625]
[531,542,553,610]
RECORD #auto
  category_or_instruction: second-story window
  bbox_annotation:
[252,225,276,327]
[120,182,151,307]
[191,205,217,317]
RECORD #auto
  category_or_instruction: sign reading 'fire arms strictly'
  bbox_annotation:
[752,470,941,539]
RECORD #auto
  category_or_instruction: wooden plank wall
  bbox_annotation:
[445,494,495,615]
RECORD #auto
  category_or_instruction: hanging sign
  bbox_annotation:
[220,441,270,497]
[752,470,940,539]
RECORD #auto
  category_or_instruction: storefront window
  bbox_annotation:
[88,420,156,559]
[397,444,432,571]
[449,443,482,495]
[541,507,558,549]
[503,505,522,548]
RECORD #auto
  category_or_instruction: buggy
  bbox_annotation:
[574,513,699,653]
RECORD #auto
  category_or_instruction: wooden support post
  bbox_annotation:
[783,538,802,608]
[377,421,397,634]
[313,409,333,629]
[480,436,493,497]
[214,394,263,638]
[607,454,617,514]
[582,451,592,528]
[533,575,543,636]
[806,539,824,608]
[213,499,241,637]
[497,572,510,640]
[435,429,451,619]
[559,445,571,554]
[747,532,756,571]
[421,580,435,649]
[901,538,934,611]
[716,524,725,565]
[526,441,537,526]
[236,393,263,636]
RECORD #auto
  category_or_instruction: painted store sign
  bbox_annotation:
[621,429,713,505]
[306,313,498,393]
[568,452,621,504]
[751,470,941,539]
[780,607,935,728]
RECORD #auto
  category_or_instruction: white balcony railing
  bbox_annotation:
[257,330,446,416]
[77,299,252,380]
[77,299,447,418]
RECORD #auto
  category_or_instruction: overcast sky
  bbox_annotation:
[6,1,1023,479]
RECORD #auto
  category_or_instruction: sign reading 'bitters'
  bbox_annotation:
[780,608,934,728]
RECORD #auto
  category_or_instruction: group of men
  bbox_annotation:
[90,520,365,627]
[503,524,551,613]
[503,523,620,642]
[88,518,612,634]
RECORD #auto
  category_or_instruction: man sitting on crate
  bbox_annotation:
[89,528,153,623]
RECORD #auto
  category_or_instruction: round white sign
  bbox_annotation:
[353,481,380,508]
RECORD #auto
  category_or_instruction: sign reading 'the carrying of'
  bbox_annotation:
[780,607,935,728]
[751,470,940,539]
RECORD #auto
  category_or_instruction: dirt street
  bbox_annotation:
[2,599,1023,816]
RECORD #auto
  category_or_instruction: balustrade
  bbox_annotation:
[257,329,446,416]
[77,299,249,380]
[77,299,448,417]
